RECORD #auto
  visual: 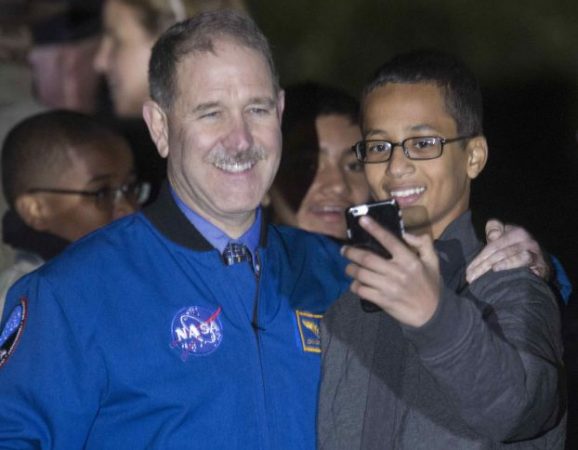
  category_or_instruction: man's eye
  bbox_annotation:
[248,106,270,116]
[199,111,219,119]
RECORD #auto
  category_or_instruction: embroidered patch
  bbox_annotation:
[0,298,28,369]
[295,310,322,353]
[170,306,223,360]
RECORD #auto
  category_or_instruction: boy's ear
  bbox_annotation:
[14,194,50,232]
[466,136,488,180]
[142,100,170,159]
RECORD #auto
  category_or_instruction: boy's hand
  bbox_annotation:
[343,216,440,328]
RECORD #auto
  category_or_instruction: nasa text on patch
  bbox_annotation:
[0,298,28,369]
[170,305,223,361]
[295,310,322,353]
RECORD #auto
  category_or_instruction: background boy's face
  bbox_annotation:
[362,82,485,239]
[39,143,137,242]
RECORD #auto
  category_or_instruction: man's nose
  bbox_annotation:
[223,115,253,151]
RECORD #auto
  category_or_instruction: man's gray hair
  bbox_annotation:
[149,10,279,110]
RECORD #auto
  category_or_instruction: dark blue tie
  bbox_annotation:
[222,242,253,267]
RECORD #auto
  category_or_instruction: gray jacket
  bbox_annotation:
[318,212,565,449]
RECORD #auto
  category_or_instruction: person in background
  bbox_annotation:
[0,0,104,272]
[27,1,103,113]
[0,109,148,315]
[94,0,247,202]
[317,49,565,449]
[269,82,369,239]
[94,0,247,118]
[0,1,48,272]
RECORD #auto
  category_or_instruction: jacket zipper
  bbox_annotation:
[251,250,270,448]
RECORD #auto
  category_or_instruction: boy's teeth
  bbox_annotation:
[391,187,425,198]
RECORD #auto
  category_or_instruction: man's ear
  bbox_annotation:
[276,89,285,122]
[14,194,50,232]
[466,136,488,180]
[142,100,170,158]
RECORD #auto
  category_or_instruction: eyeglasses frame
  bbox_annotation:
[352,134,479,164]
[26,181,151,208]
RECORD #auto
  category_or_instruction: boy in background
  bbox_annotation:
[0,110,149,314]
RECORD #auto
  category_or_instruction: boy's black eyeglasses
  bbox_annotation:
[352,134,478,164]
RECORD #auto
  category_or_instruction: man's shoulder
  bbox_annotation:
[266,224,347,280]
[1,213,159,322]
[65,212,150,252]
[34,213,153,280]
[267,223,342,257]
[265,225,350,312]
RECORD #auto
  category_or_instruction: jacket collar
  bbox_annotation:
[142,182,268,251]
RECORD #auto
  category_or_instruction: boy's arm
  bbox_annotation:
[404,271,563,441]
[343,217,564,441]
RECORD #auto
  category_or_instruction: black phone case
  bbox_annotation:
[345,199,404,313]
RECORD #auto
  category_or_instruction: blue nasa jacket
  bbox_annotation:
[0,185,349,449]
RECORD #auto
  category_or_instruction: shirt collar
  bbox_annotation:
[169,185,262,256]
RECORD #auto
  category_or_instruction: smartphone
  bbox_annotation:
[345,199,404,312]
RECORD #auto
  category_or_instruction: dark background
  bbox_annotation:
[249,0,578,289]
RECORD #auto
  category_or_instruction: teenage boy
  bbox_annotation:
[318,50,565,449]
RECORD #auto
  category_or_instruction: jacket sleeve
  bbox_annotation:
[0,272,106,448]
[403,268,564,442]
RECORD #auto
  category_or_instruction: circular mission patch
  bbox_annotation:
[170,305,223,360]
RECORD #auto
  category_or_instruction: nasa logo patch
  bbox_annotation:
[295,310,322,353]
[170,306,223,360]
[0,298,28,369]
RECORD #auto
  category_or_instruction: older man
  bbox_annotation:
[0,11,555,450]
[0,11,348,449]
